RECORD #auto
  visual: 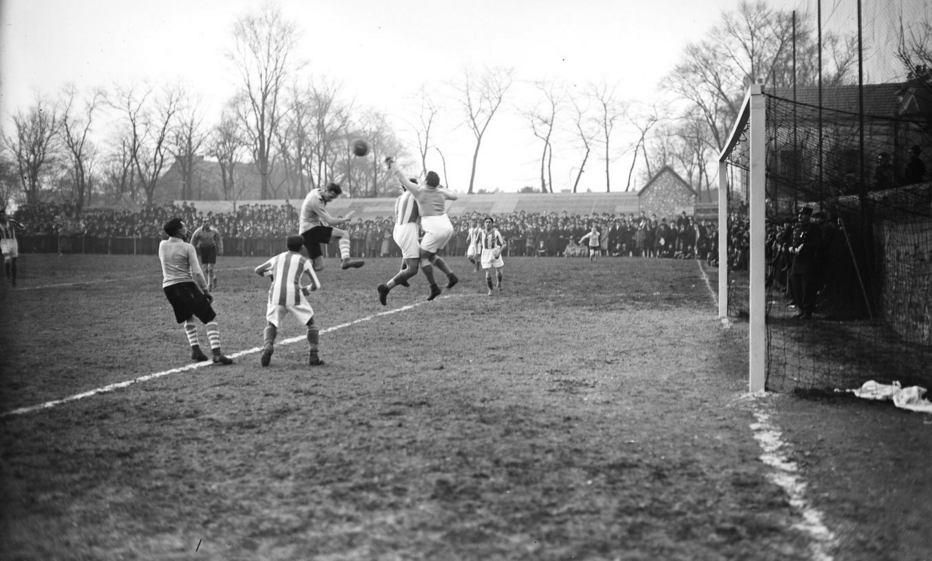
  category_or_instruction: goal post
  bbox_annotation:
[719,84,766,393]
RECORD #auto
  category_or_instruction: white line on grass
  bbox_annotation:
[18,266,256,291]
[701,260,834,559]
[1,299,435,418]
[695,259,731,329]
[749,398,838,561]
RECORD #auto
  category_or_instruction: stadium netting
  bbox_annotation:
[721,86,932,394]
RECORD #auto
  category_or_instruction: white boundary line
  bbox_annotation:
[1,299,433,418]
[748,396,838,561]
[696,259,731,329]
[704,258,836,561]
[18,266,256,291]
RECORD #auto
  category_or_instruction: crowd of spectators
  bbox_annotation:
[10,201,725,261]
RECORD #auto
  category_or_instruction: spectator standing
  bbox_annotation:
[904,146,926,185]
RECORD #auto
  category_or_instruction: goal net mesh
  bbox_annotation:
[722,90,932,393]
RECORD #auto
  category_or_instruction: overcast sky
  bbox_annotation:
[1,0,807,194]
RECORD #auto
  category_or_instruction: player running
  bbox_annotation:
[158,218,233,365]
[254,235,324,367]
[476,216,506,295]
[384,158,459,301]
[299,182,364,272]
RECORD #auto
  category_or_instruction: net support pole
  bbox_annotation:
[718,161,728,319]
[748,84,766,393]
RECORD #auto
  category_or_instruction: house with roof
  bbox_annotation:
[636,166,698,221]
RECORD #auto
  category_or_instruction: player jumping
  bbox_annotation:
[383,158,459,301]
[299,182,364,272]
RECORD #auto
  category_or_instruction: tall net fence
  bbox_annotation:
[721,0,932,393]
[723,90,932,393]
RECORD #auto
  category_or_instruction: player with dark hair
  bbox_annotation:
[158,217,233,364]
[254,235,324,366]
[476,216,506,295]
[0,208,21,287]
[299,182,364,272]
[376,177,422,306]
[384,159,459,301]
[189,218,223,290]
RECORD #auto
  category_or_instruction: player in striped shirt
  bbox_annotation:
[0,208,20,287]
[384,158,459,301]
[254,235,324,366]
[375,178,423,306]
[476,216,506,295]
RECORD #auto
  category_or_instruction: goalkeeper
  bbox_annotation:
[476,216,506,296]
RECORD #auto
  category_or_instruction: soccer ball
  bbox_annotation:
[352,139,370,157]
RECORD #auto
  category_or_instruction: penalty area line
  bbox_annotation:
[0,297,441,418]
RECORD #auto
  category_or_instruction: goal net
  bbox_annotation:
[719,85,932,394]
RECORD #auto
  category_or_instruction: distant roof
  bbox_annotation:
[638,166,696,199]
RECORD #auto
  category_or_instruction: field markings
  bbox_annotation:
[17,266,256,291]
[696,259,732,329]
[749,398,838,561]
[0,299,434,418]
[705,256,837,561]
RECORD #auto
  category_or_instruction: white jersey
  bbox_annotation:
[299,189,329,233]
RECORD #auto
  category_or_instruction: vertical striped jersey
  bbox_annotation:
[394,191,420,226]
[262,251,320,306]
[478,228,504,250]
[0,220,16,241]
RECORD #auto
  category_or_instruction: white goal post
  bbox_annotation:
[718,84,766,393]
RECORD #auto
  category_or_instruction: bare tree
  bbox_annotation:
[589,80,627,192]
[208,111,246,203]
[520,80,564,193]
[3,94,59,205]
[624,103,659,192]
[227,3,303,199]
[897,19,932,98]
[663,1,857,153]
[100,133,138,205]
[0,154,19,209]
[451,66,514,194]
[567,94,599,194]
[411,85,441,175]
[169,93,209,201]
[58,84,105,214]
[113,83,183,205]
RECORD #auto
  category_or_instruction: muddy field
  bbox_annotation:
[0,254,929,560]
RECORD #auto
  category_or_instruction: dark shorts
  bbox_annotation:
[164,282,217,324]
[301,226,334,259]
[198,246,217,265]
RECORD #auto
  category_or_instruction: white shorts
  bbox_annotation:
[1,239,18,259]
[266,302,314,328]
[480,247,504,269]
[419,215,454,254]
[393,223,421,259]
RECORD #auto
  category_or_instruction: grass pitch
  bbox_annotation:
[0,254,927,560]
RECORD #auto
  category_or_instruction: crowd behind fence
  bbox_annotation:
[10,201,728,262]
